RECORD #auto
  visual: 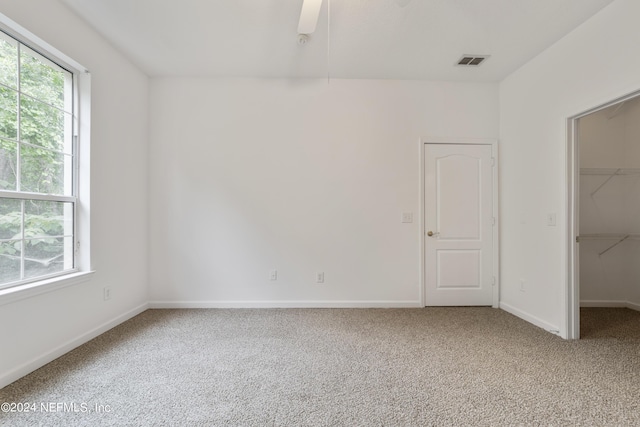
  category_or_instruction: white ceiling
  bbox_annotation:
[60,0,615,81]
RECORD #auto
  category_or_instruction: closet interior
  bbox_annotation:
[578,97,640,337]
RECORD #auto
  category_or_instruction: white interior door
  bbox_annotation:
[424,143,494,306]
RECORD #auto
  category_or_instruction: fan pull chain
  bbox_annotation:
[327,0,331,83]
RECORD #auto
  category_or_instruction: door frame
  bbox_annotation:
[566,89,640,339]
[419,137,500,308]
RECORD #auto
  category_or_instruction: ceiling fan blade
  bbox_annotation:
[298,0,323,34]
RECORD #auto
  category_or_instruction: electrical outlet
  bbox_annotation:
[270,270,278,281]
[103,287,111,301]
[316,272,324,283]
[519,279,525,292]
[402,212,413,223]
[547,213,556,226]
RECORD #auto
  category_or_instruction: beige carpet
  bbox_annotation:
[1,307,639,426]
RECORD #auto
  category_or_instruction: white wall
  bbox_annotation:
[499,0,640,337]
[578,101,640,305]
[0,0,149,387]
[149,78,498,306]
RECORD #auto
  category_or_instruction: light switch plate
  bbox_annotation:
[402,212,413,223]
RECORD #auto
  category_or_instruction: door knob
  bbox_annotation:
[427,231,434,237]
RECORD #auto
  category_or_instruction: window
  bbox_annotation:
[0,29,79,290]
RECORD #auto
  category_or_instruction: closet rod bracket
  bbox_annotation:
[598,234,630,257]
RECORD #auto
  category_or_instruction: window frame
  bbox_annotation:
[0,14,92,299]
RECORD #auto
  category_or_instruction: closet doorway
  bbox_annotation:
[569,93,640,339]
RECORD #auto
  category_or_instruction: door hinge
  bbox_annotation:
[492,217,496,226]
[491,157,495,167]
[492,276,496,286]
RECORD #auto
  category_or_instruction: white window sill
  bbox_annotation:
[0,271,95,307]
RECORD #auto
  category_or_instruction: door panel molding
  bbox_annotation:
[419,137,499,308]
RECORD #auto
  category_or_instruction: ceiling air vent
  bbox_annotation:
[457,55,489,66]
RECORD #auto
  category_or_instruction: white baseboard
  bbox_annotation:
[499,302,561,336]
[580,300,627,308]
[0,302,148,389]
[581,300,640,311]
[148,300,423,309]
[627,301,640,312]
